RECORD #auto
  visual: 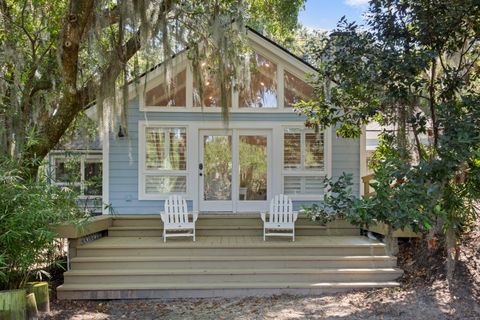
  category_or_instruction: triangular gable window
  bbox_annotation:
[145,69,187,107]
[284,70,313,108]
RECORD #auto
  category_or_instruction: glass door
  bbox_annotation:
[199,129,271,212]
[235,130,271,212]
[199,130,234,211]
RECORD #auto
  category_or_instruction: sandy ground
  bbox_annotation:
[42,283,480,320]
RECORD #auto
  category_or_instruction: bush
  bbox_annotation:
[0,159,88,290]
[302,173,357,225]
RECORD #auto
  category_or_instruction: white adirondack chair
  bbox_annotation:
[260,194,298,241]
[160,195,198,242]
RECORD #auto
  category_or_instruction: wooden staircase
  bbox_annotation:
[57,215,403,299]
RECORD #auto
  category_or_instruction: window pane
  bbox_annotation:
[55,160,80,183]
[193,73,232,108]
[203,135,232,200]
[145,69,186,107]
[305,132,324,169]
[284,129,301,169]
[84,162,102,196]
[283,176,325,195]
[239,53,277,108]
[146,128,187,170]
[304,176,324,194]
[284,71,313,107]
[145,176,187,194]
[239,135,267,200]
[284,176,302,195]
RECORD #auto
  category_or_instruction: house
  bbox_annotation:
[56,27,403,300]
[104,27,361,215]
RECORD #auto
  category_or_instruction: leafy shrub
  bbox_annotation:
[302,173,357,225]
[0,158,88,290]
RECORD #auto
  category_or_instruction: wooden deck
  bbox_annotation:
[83,235,383,247]
[56,215,403,300]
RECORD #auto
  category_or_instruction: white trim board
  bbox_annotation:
[359,125,367,197]
[102,113,110,215]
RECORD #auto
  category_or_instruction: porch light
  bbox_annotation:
[118,125,126,138]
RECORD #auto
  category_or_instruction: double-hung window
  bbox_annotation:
[283,128,325,196]
[142,126,188,197]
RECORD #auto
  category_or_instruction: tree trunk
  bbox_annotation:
[446,226,457,282]
[19,0,96,179]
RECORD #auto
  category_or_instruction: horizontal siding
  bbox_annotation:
[331,128,360,196]
[109,98,360,214]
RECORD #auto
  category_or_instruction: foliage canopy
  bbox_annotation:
[297,0,479,273]
[0,0,305,175]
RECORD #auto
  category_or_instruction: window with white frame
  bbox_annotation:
[283,128,325,196]
[143,127,188,195]
[51,154,102,198]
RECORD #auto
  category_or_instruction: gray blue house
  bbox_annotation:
[103,27,361,215]
[56,28,404,300]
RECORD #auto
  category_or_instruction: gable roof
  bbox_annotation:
[134,26,317,86]
[85,26,317,110]
[245,26,318,72]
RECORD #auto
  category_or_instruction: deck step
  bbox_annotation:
[76,237,387,257]
[111,215,357,228]
[107,225,359,237]
[57,281,401,299]
[63,268,403,284]
[59,235,402,300]
[71,255,397,269]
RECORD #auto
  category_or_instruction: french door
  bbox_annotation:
[199,129,271,212]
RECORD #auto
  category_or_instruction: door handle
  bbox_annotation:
[199,163,203,170]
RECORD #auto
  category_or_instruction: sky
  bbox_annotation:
[298,0,369,31]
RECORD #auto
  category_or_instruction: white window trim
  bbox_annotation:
[281,126,329,200]
[50,153,103,200]
[138,120,332,207]
[139,40,315,114]
[138,123,191,200]
[360,125,367,197]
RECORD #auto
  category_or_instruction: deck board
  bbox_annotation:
[80,235,384,249]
